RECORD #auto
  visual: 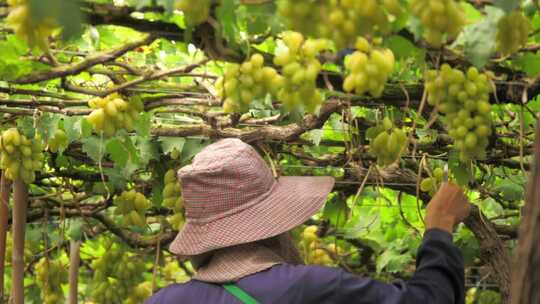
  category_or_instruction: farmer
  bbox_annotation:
[146,138,470,304]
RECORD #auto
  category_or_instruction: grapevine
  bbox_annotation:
[410,0,465,46]
[216,54,283,114]
[343,37,395,97]
[86,94,144,137]
[162,169,185,229]
[425,64,493,162]
[113,190,151,227]
[366,117,408,167]
[175,0,212,26]
[6,0,58,51]
[35,257,68,304]
[496,11,531,56]
[273,31,329,113]
[0,128,44,183]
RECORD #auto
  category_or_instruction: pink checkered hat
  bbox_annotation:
[169,138,335,257]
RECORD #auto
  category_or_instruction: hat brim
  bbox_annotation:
[169,176,335,257]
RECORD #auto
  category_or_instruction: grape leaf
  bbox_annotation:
[492,0,521,12]
[457,6,504,68]
[81,136,107,163]
[106,139,129,167]
[216,0,239,44]
[322,193,349,228]
[63,116,83,141]
[513,52,540,77]
[134,112,152,138]
[448,151,474,186]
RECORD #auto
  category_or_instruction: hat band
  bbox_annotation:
[186,179,279,224]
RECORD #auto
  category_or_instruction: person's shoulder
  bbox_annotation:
[144,281,195,304]
[266,263,344,282]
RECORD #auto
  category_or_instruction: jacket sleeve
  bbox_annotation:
[334,228,465,304]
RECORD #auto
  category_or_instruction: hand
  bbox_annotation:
[425,183,471,233]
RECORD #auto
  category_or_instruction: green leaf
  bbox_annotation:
[63,116,83,141]
[216,0,239,44]
[493,0,521,12]
[448,150,474,186]
[383,35,425,63]
[137,138,160,166]
[513,52,540,77]
[492,180,524,201]
[322,193,348,228]
[134,112,152,138]
[457,6,504,68]
[81,136,107,162]
[106,139,129,167]
[181,138,211,161]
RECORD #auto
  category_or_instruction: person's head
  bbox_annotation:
[169,138,334,268]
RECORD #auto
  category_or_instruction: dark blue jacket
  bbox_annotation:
[146,229,464,303]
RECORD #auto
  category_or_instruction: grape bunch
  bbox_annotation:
[366,117,408,167]
[410,0,465,46]
[175,0,212,26]
[425,64,493,162]
[91,242,146,304]
[496,11,531,56]
[300,226,340,266]
[162,169,185,229]
[6,0,57,51]
[0,128,43,183]
[48,129,68,153]
[113,190,151,227]
[125,282,153,304]
[86,94,144,137]
[274,32,329,113]
[35,258,68,304]
[343,37,395,97]
[277,0,404,48]
[420,167,444,196]
[215,54,283,114]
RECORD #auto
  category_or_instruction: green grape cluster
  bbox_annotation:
[125,282,153,304]
[300,226,341,266]
[35,258,68,304]
[162,169,185,229]
[277,0,404,48]
[343,37,395,97]
[215,54,283,114]
[366,117,408,167]
[113,190,151,227]
[0,128,43,183]
[425,64,493,162]
[274,31,329,113]
[410,0,465,46]
[496,11,531,56]
[6,0,57,51]
[175,0,212,26]
[420,167,444,196]
[86,94,144,137]
[48,129,68,153]
[91,242,146,304]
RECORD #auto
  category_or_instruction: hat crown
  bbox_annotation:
[178,139,275,222]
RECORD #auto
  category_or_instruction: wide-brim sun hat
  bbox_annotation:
[169,138,335,258]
